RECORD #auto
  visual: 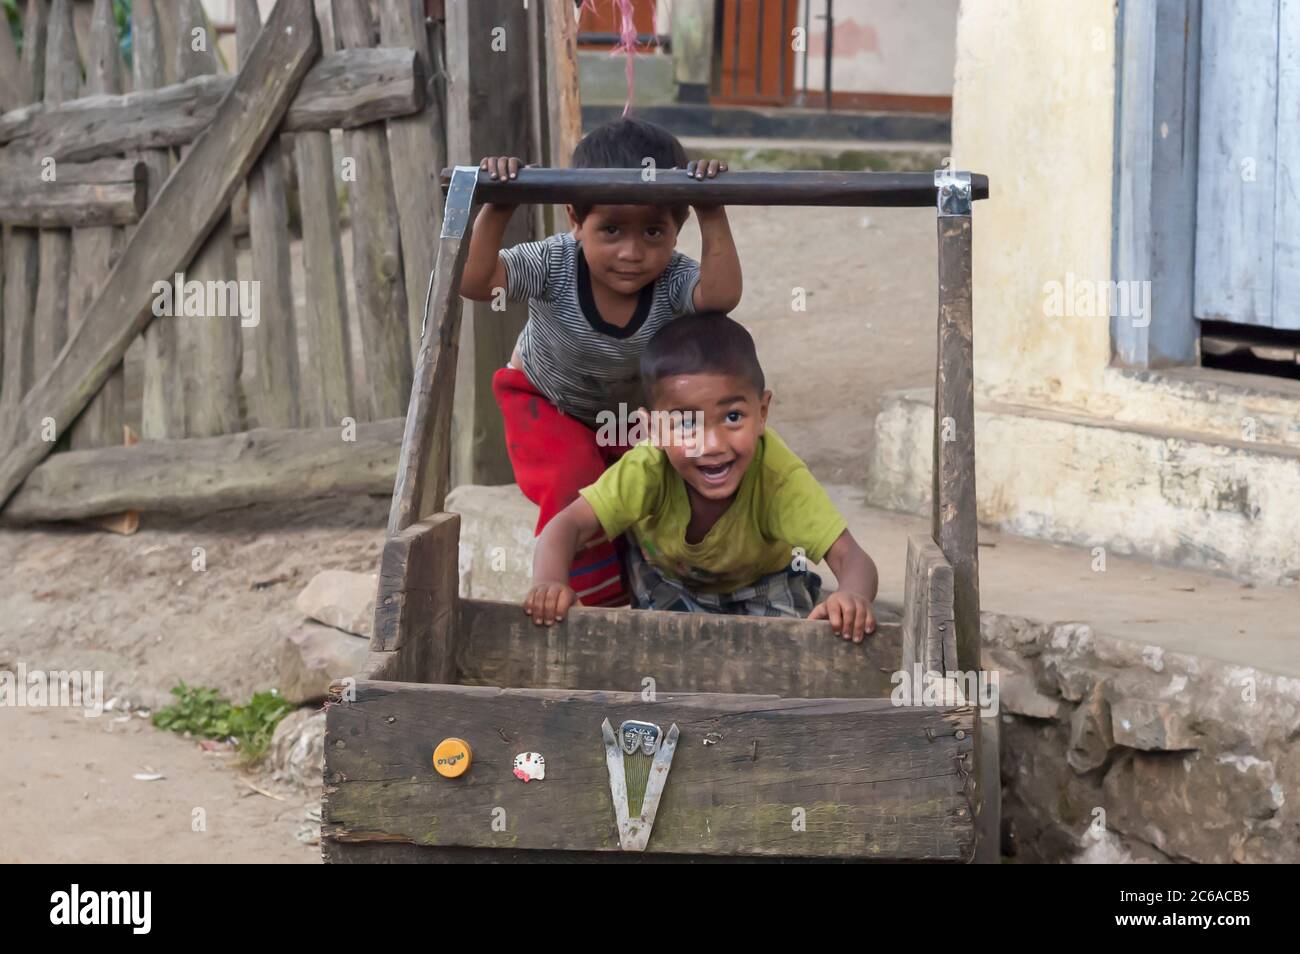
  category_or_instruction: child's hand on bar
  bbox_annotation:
[685,158,728,180]
[479,155,524,180]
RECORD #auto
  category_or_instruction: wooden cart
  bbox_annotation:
[322,168,993,862]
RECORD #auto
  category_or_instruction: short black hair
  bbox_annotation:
[640,313,766,405]
[571,117,690,227]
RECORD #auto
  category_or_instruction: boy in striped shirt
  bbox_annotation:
[460,118,741,607]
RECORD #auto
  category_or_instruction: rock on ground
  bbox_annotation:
[295,569,377,637]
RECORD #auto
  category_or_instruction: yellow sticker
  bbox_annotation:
[433,738,472,778]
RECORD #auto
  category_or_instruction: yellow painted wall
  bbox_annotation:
[951,0,1117,407]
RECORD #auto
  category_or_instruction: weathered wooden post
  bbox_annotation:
[237,0,301,429]
[444,0,533,488]
[135,0,180,440]
[294,0,356,429]
[334,0,413,422]
[176,0,242,438]
[932,168,998,863]
[69,0,126,451]
[31,0,77,381]
[0,0,46,419]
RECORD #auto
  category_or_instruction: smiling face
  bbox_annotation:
[568,204,680,296]
[648,372,771,504]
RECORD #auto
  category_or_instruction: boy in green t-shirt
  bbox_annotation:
[524,314,879,642]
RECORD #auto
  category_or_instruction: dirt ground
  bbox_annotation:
[0,205,938,863]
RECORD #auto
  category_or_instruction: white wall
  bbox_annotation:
[794,0,958,100]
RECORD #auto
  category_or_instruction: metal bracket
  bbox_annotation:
[602,718,679,851]
[440,164,479,239]
[419,165,479,342]
[935,169,972,217]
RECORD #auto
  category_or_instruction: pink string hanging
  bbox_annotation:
[581,0,642,117]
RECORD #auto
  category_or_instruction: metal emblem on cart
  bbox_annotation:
[602,718,679,851]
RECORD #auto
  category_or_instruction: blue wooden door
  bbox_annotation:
[1196,0,1300,330]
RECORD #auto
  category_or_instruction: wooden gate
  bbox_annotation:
[0,0,554,523]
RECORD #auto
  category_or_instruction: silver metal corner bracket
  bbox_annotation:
[440,164,480,239]
[935,169,972,217]
[421,165,480,342]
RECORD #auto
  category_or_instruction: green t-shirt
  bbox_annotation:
[579,428,847,593]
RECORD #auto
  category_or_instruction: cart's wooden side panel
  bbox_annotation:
[455,598,902,699]
[323,683,976,861]
[369,513,460,683]
[900,534,957,675]
[324,843,862,863]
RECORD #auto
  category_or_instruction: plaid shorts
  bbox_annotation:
[625,540,822,619]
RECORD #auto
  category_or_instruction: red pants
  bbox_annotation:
[492,366,631,606]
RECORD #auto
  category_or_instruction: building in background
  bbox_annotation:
[577,0,956,116]
[869,0,1300,585]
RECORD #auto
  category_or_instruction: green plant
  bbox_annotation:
[153,682,295,765]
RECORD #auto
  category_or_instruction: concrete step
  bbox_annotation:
[679,135,949,173]
[869,387,1300,585]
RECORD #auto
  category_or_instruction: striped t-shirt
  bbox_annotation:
[500,232,701,427]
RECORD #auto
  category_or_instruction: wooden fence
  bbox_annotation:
[0,0,576,524]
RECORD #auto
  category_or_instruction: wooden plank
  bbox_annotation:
[372,513,459,686]
[900,534,956,675]
[0,3,24,111]
[0,0,319,506]
[1194,0,1277,327]
[379,0,445,357]
[3,418,402,521]
[387,203,473,533]
[974,714,1001,863]
[326,843,871,863]
[932,214,979,675]
[21,0,48,105]
[0,2,45,418]
[30,0,80,382]
[542,0,583,233]
[439,167,992,209]
[456,598,901,700]
[543,0,582,166]
[334,0,411,421]
[284,45,424,136]
[1275,0,1300,329]
[323,683,976,860]
[236,0,300,428]
[1,230,39,413]
[69,0,127,452]
[294,134,356,426]
[0,156,146,227]
[44,0,78,100]
[133,0,180,440]
[173,0,241,438]
[0,48,425,161]
[293,0,355,429]
[444,0,531,488]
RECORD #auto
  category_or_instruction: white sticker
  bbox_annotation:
[512,752,545,782]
